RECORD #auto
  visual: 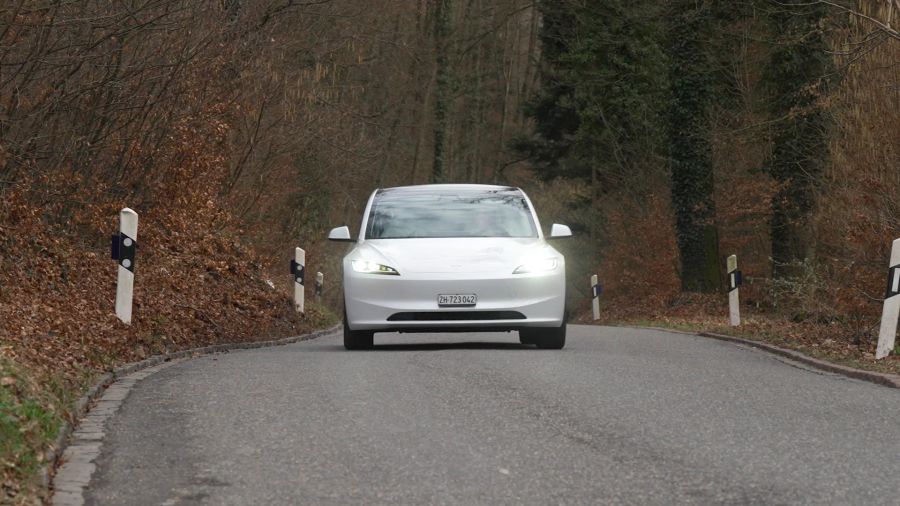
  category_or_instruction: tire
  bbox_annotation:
[343,309,374,350]
[522,310,567,349]
[533,323,566,349]
[519,331,536,346]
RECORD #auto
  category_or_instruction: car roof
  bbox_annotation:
[376,184,521,195]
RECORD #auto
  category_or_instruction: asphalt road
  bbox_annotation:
[84,325,900,505]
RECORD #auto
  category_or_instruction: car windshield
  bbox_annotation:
[365,189,538,239]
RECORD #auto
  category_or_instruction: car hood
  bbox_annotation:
[354,238,557,274]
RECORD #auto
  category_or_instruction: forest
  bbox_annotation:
[1,0,899,502]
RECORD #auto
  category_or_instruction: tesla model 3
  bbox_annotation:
[328,184,571,350]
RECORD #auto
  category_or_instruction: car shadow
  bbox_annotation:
[302,342,535,352]
[372,342,532,352]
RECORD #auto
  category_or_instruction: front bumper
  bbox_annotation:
[344,269,566,332]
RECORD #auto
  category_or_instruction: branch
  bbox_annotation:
[804,1,900,42]
[255,0,334,31]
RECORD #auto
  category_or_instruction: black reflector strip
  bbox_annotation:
[387,311,527,321]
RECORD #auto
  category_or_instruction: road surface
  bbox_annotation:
[82,325,900,505]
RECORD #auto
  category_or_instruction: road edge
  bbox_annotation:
[40,323,342,498]
[628,325,900,389]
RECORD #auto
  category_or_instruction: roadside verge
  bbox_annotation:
[629,325,900,389]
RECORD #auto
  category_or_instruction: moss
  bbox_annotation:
[0,358,68,503]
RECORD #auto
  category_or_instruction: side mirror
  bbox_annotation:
[328,226,354,242]
[548,223,572,239]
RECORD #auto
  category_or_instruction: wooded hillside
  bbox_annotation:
[1,1,899,501]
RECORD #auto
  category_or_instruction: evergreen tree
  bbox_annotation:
[513,1,582,181]
[515,0,668,250]
[516,0,667,181]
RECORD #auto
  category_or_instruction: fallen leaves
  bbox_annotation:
[0,167,336,504]
[590,295,900,376]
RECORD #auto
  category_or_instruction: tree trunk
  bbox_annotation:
[764,2,832,278]
[431,0,452,183]
[667,0,721,292]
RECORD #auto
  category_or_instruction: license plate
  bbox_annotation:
[438,294,477,307]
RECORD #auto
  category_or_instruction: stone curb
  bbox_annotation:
[39,323,342,496]
[628,325,900,389]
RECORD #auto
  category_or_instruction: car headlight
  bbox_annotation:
[513,258,558,274]
[351,260,400,275]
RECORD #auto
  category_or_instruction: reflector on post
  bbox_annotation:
[115,208,138,324]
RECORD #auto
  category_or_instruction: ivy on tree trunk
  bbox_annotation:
[431,0,452,183]
[667,0,721,293]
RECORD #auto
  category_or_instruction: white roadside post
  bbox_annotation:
[315,271,324,300]
[875,238,900,359]
[591,274,601,321]
[112,208,138,324]
[291,247,306,313]
[727,255,742,327]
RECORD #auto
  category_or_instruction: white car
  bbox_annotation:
[328,184,571,350]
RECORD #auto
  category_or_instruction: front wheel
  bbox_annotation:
[521,324,566,349]
[519,332,536,346]
[520,313,567,349]
[343,309,374,350]
[533,323,566,349]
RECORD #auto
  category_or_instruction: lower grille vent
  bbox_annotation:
[387,311,526,321]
